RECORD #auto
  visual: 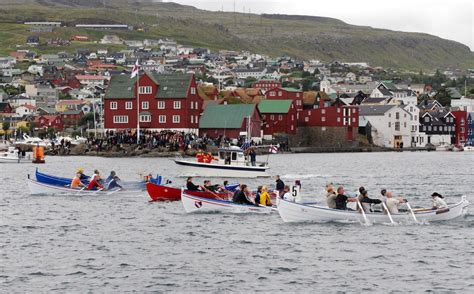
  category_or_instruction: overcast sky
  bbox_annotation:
[165,0,473,50]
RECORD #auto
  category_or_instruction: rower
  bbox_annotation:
[70,172,86,189]
[334,186,358,210]
[259,185,273,206]
[357,187,382,213]
[282,185,295,202]
[87,170,104,191]
[76,168,89,181]
[196,149,205,163]
[186,177,201,191]
[232,184,253,205]
[203,180,218,192]
[384,191,406,214]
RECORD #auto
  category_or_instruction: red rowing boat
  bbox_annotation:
[146,182,229,202]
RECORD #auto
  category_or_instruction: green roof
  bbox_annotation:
[282,87,302,93]
[104,73,193,99]
[258,99,292,114]
[200,104,256,129]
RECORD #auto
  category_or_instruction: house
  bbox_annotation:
[419,109,456,146]
[100,35,123,45]
[55,99,89,113]
[467,112,474,146]
[34,115,64,130]
[233,68,267,80]
[359,105,412,148]
[252,79,282,92]
[61,109,84,127]
[75,74,108,86]
[15,104,36,117]
[0,102,13,114]
[451,97,474,113]
[104,72,202,132]
[0,89,7,102]
[258,99,297,138]
[451,110,468,145]
[199,104,262,139]
[26,36,40,46]
[265,87,304,113]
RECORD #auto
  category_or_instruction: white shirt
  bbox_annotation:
[385,198,401,214]
[432,196,447,209]
[283,192,295,202]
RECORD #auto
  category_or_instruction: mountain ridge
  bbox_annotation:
[0,0,472,70]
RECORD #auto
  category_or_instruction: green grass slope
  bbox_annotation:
[0,0,472,71]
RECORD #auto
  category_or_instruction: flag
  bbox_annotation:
[269,145,278,154]
[131,59,139,78]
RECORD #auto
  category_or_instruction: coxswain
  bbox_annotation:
[431,192,447,209]
[282,185,295,202]
[275,175,285,196]
[87,170,104,191]
[70,171,86,189]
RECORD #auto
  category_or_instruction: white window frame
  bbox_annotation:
[113,115,128,124]
[173,101,181,109]
[139,114,151,122]
[125,101,133,110]
[142,101,149,110]
[110,101,118,110]
[190,87,196,95]
[159,115,166,123]
[157,101,165,109]
[139,86,152,94]
[172,115,180,124]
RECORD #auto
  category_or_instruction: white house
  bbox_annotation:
[75,74,108,87]
[451,97,474,113]
[359,105,412,148]
[15,104,36,117]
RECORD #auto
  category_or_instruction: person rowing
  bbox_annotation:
[70,171,86,189]
[326,183,337,209]
[431,192,447,209]
[106,171,122,190]
[203,180,219,192]
[232,184,254,205]
[76,168,89,181]
[334,186,358,210]
[384,191,406,214]
[186,176,202,191]
[87,169,104,191]
[357,187,382,213]
[282,185,296,202]
[258,185,273,206]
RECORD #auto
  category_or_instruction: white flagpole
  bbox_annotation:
[136,63,140,144]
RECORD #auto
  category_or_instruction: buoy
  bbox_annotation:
[32,145,45,164]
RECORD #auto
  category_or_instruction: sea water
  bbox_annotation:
[1,152,473,292]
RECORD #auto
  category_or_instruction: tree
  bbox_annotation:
[243,77,257,88]
[434,87,452,107]
[79,112,98,127]
[58,92,72,100]
[2,121,10,138]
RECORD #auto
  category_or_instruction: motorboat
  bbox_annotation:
[0,146,32,163]
[174,146,270,178]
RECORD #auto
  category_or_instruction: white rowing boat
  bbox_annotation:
[27,178,138,196]
[181,191,273,214]
[277,197,469,223]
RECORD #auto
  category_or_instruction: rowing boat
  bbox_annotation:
[146,182,230,201]
[27,178,139,196]
[277,196,469,223]
[35,169,146,190]
[181,191,274,214]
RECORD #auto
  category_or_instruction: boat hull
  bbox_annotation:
[181,192,273,214]
[0,156,32,163]
[146,182,229,201]
[277,197,469,223]
[27,179,139,196]
[174,159,270,178]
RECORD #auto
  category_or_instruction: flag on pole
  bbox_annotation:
[131,59,139,78]
[269,145,278,154]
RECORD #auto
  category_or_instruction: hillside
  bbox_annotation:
[0,0,472,71]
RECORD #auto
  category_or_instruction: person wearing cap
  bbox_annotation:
[76,168,89,181]
[357,187,382,213]
[326,184,337,209]
[431,192,447,209]
[384,191,406,214]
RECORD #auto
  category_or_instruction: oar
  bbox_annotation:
[405,201,419,223]
[107,188,122,195]
[75,186,86,195]
[357,201,370,225]
[381,201,395,224]
[93,188,104,194]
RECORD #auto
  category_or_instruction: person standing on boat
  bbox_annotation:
[232,184,253,205]
[70,172,86,189]
[384,191,406,214]
[335,186,358,210]
[186,177,201,191]
[275,175,285,197]
[282,185,296,202]
[357,187,382,213]
[259,186,273,206]
[249,148,257,166]
[431,192,448,209]
[326,184,337,209]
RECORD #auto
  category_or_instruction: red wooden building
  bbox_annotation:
[265,87,304,113]
[104,72,202,132]
[451,110,468,145]
[0,102,13,114]
[258,99,297,137]
[34,115,64,130]
[252,79,282,92]
[199,104,262,139]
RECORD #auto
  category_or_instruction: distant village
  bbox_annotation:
[0,21,474,150]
